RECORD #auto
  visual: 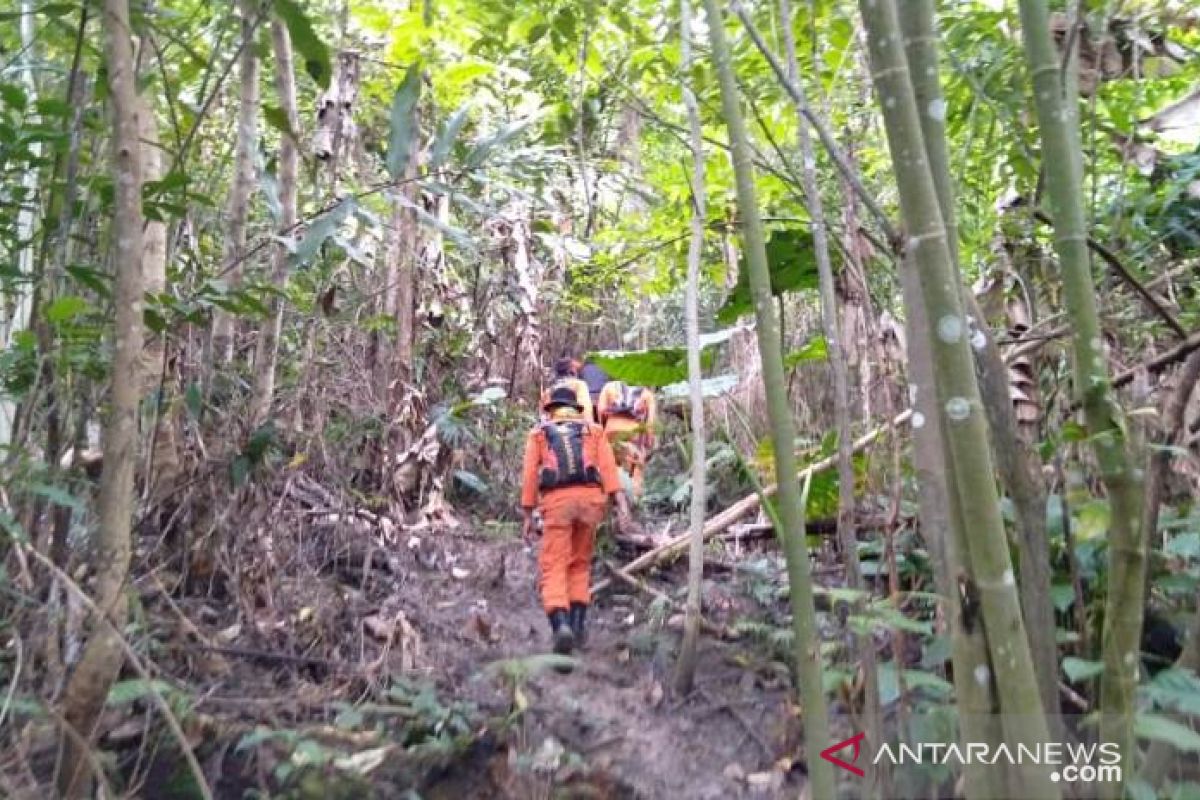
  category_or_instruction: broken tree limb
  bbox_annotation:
[599,561,735,639]
[1030,209,1187,338]
[618,409,913,578]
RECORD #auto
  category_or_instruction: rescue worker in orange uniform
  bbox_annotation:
[521,386,631,654]
[597,380,657,502]
[539,357,593,423]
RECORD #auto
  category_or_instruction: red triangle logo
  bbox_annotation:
[820,732,866,777]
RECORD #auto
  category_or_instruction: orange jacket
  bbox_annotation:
[539,377,594,422]
[597,382,657,450]
[520,410,622,508]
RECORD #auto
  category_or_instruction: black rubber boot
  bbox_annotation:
[569,603,588,648]
[547,609,575,655]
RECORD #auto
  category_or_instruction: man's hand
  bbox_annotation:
[521,509,538,544]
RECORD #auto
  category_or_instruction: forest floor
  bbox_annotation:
[56,474,820,800]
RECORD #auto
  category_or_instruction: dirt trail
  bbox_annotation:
[400,529,805,799]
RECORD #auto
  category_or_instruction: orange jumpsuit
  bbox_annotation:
[539,377,594,423]
[520,409,622,612]
[597,383,657,500]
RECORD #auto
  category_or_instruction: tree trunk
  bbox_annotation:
[1015,3,1146,791]
[898,260,1007,799]
[57,0,144,792]
[210,0,260,366]
[701,2,835,797]
[857,1,1059,796]
[251,18,300,427]
[673,0,708,696]
[900,0,1061,732]
[770,0,883,775]
[381,108,421,401]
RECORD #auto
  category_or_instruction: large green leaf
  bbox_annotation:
[716,228,821,324]
[1062,656,1105,683]
[588,347,713,387]
[273,0,332,88]
[465,113,542,169]
[290,199,356,267]
[783,336,828,367]
[430,103,471,170]
[1135,712,1200,752]
[386,63,422,180]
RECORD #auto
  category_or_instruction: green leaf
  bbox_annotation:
[273,0,332,88]
[106,679,177,707]
[29,483,85,512]
[65,265,113,296]
[44,295,91,324]
[465,114,542,169]
[1135,712,1200,752]
[589,347,711,387]
[184,383,203,419]
[716,228,821,324]
[429,103,470,170]
[0,82,27,111]
[1050,582,1075,612]
[386,63,422,180]
[1142,668,1200,715]
[1062,656,1105,683]
[453,470,489,494]
[1074,500,1110,541]
[292,199,355,266]
[262,104,297,143]
[784,336,828,368]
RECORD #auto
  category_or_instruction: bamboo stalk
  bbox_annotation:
[1015,4,1146,792]
[700,1,834,795]
[857,0,1059,796]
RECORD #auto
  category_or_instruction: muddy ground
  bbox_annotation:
[122,516,822,799]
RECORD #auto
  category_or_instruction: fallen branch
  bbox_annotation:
[617,410,912,578]
[1111,329,1200,391]
[1030,209,1187,338]
[599,562,735,640]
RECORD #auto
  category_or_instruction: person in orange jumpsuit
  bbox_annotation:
[596,381,658,502]
[521,386,631,653]
[539,357,593,423]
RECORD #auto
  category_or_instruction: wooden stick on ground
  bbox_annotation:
[599,562,735,639]
[616,409,912,579]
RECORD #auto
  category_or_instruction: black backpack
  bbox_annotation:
[538,421,601,490]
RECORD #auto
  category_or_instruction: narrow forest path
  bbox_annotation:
[390,527,806,799]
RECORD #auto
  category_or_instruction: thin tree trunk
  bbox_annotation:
[250,18,300,427]
[769,0,882,781]
[1015,3,1146,790]
[857,2,1059,797]
[382,109,421,401]
[674,0,708,696]
[57,0,143,792]
[701,3,834,797]
[899,262,1006,799]
[899,0,1061,732]
[210,0,260,366]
